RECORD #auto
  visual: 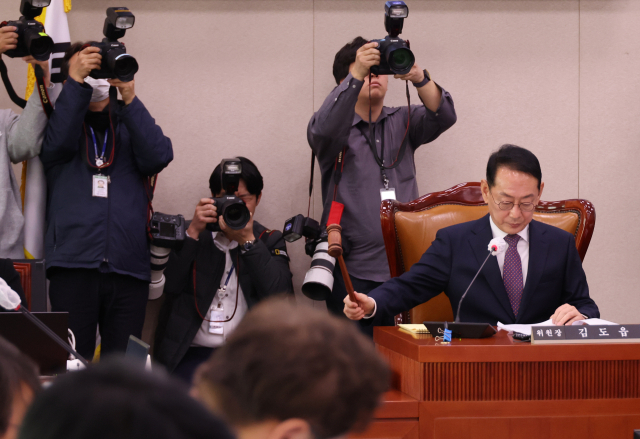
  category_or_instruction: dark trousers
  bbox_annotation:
[173,346,216,384]
[326,266,394,337]
[48,267,149,361]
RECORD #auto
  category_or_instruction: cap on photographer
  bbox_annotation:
[0,25,51,259]
[39,41,173,361]
[307,28,457,334]
[153,157,294,384]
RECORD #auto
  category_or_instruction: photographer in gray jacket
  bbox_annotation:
[0,25,50,259]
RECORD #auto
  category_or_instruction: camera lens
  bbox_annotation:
[24,28,53,61]
[113,54,138,82]
[222,200,251,230]
[388,47,414,74]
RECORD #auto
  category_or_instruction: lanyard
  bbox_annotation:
[219,265,235,292]
[89,126,108,168]
[358,122,390,189]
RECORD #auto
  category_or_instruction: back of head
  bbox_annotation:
[194,298,390,439]
[18,358,234,439]
[333,36,368,85]
[0,336,40,437]
[209,156,263,196]
[486,144,542,189]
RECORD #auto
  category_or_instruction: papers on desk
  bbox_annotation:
[497,318,619,336]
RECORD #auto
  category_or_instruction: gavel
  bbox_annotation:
[326,223,359,305]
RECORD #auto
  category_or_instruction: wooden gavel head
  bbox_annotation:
[326,224,343,258]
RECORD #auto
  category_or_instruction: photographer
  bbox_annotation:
[40,43,173,361]
[154,157,293,384]
[307,36,457,332]
[0,25,50,259]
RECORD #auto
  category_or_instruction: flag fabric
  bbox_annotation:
[21,0,71,259]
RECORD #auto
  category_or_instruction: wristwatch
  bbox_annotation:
[242,239,257,252]
[412,69,431,88]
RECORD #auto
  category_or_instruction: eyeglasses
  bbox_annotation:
[489,191,536,212]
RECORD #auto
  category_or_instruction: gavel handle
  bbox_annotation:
[337,255,359,305]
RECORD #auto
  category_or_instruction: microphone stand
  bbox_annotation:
[17,305,90,367]
[455,250,493,323]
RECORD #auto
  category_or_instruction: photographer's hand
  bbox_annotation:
[22,56,50,88]
[108,78,135,105]
[351,42,381,81]
[68,46,101,84]
[186,198,218,239]
[0,26,18,54]
[394,63,441,112]
[219,212,256,246]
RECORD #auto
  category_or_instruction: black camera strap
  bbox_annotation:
[0,57,27,108]
[0,58,53,117]
[359,73,412,188]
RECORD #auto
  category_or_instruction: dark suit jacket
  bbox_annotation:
[369,214,599,326]
[153,221,294,372]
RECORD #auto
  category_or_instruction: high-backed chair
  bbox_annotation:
[380,182,596,324]
[12,259,48,312]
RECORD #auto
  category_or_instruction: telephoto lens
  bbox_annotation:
[301,241,336,300]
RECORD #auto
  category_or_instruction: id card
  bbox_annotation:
[92,174,108,198]
[208,307,224,335]
[380,188,396,201]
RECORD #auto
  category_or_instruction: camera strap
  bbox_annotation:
[0,57,26,109]
[332,147,347,201]
[359,73,412,188]
[0,58,53,116]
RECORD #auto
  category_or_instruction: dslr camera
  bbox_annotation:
[283,214,321,252]
[0,0,53,62]
[148,212,186,300]
[88,7,138,82]
[206,158,251,232]
[370,1,415,76]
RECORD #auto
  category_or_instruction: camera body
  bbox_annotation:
[88,7,138,82]
[149,212,186,249]
[369,36,414,76]
[1,0,53,61]
[206,158,251,232]
[283,214,321,244]
[369,1,414,76]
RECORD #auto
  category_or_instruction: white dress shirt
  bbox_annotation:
[191,232,248,348]
[489,216,529,285]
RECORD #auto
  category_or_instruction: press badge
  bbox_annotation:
[380,188,396,201]
[92,175,108,198]
[208,306,224,335]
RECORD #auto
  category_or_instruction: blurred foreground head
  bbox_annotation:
[0,336,40,439]
[18,358,234,439]
[193,298,391,439]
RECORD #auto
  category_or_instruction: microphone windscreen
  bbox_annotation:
[327,201,345,226]
[0,277,22,311]
[488,237,507,256]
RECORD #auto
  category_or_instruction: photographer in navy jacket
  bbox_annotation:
[40,44,173,360]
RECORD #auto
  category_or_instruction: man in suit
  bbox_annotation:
[344,144,599,326]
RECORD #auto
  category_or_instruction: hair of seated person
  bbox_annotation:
[193,297,391,439]
[0,336,41,436]
[486,144,542,190]
[209,156,264,197]
[17,358,235,439]
[333,36,368,85]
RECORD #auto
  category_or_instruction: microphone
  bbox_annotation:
[454,238,506,323]
[0,277,89,367]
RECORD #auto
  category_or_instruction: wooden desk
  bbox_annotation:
[359,327,640,439]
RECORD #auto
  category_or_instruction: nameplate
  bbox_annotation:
[531,325,640,344]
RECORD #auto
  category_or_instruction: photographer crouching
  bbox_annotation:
[153,157,294,384]
[307,2,457,334]
[40,41,173,361]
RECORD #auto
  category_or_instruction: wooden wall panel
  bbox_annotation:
[424,360,640,401]
[348,420,418,439]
